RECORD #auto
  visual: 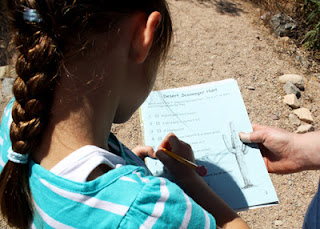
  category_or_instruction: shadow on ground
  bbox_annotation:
[197,0,245,16]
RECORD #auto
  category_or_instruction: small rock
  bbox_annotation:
[247,86,255,90]
[260,12,271,21]
[279,74,305,90]
[293,108,313,123]
[295,55,311,69]
[280,36,290,43]
[0,40,6,49]
[0,66,9,79]
[305,94,314,102]
[1,78,15,97]
[278,36,291,49]
[283,81,301,98]
[289,113,301,126]
[283,94,300,108]
[271,114,279,120]
[295,124,313,133]
[274,220,283,226]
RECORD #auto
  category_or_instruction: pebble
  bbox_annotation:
[271,114,280,120]
[293,108,313,123]
[283,81,301,98]
[283,94,300,108]
[0,40,5,49]
[279,36,290,44]
[274,220,283,226]
[0,65,15,79]
[289,113,301,126]
[0,66,8,79]
[260,12,271,21]
[295,124,313,133]
[279,74,305,90]
[247,86,255,90]
[1,78,15,97]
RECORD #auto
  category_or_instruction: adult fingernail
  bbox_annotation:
[239,132,251,143]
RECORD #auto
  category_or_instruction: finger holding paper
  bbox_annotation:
[239,124,306,174]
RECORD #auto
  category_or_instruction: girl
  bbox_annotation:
[0,0,248,228]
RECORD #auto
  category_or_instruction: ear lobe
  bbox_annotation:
[131,11,161,64]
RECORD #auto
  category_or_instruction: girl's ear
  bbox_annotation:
[130,11,161,64]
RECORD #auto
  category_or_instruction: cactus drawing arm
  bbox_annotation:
[223,121,253,188]
[242,143,249,155]
[222,134,234,154]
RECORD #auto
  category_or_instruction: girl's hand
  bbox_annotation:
[157,133,250,229]
[132,145,156,161]
[155,133,198,180]
[239,124,304,174]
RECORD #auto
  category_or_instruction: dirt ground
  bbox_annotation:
[1,0,320,228]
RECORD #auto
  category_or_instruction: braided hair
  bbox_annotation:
[0,0,172,228]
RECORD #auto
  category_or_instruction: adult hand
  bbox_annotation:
[239,124,306,174]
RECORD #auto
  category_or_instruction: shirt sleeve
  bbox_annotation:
[303,181,320,229]
[119,176,216,229]
[0,98,14,171]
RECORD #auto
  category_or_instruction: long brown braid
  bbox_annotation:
[0,1,62,228]
[0,0,172,228]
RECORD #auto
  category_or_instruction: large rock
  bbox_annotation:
[283,94,300,108]
[279,74,305,90]
[270,13,298,38]
[293,108,313,123]
[283,81,301,98]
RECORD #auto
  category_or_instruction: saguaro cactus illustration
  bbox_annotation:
[223,122,253,189]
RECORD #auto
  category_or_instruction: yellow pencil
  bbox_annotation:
[162,148,207,176]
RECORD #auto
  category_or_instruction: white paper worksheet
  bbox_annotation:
[140,79,278,211]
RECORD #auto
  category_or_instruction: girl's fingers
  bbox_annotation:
[158,132,177,150]
[132,145,156,159]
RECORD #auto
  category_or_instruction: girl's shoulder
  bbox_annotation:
[29,163,185,228]
[30,161,215,228]
[119,172,216,228]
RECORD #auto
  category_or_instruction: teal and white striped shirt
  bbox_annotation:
[0,99,216,228]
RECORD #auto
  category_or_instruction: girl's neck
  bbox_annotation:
[33,68,121,170]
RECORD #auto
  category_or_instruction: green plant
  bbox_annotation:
[303,0,320,51]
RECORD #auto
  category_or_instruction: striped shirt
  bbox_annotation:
[0,99,216,228]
